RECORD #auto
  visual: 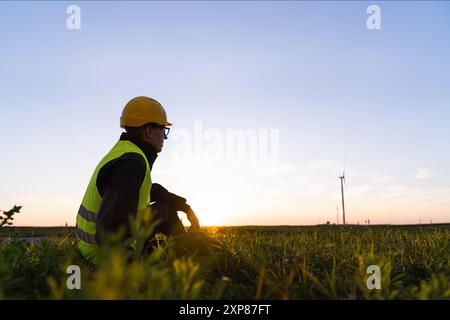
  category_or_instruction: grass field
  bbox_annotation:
[0,225,449,299]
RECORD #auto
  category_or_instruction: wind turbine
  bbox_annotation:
[339,171,346,225]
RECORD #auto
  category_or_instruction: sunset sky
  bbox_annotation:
[1,1,449,226]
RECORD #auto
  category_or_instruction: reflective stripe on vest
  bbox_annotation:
[76,140,152,263]
[78,205,97,222]
[76,226,97,245]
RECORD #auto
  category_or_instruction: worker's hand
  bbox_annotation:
[186,208,200,231]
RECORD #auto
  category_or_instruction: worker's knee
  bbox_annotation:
[149,202,185,236]
[151,202,176,221]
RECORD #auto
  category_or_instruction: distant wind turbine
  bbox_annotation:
[339,171,346,225]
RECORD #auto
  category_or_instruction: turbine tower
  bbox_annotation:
[336,206,339,225]
[339,172,346,225]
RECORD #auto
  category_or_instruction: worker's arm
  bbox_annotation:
[150,183,191,213]
[151,184,200,230]
[95,154,146,244]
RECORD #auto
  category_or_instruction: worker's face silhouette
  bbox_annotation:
[143,125,166,153]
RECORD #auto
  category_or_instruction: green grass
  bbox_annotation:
[0,225,449,299]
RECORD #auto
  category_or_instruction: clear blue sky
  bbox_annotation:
[1,1,449,226]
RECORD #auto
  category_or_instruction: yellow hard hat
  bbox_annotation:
[120,96,172,128]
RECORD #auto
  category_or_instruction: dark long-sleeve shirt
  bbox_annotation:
[95,132,190,242]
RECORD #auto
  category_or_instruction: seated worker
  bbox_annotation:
[75,96,219,263]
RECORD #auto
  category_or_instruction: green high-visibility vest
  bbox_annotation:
[76,140,152,263]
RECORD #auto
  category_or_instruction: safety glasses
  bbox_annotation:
[147,123,171,138]
[162,127,170,139]
[152,124,170,138]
